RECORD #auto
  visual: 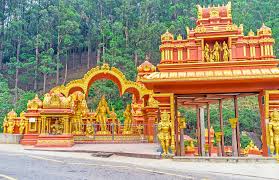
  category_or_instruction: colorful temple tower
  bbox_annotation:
[139,2,278,157]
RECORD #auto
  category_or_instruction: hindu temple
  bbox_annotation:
[3,2,279,158]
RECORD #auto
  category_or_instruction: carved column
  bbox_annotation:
[63,116,69,135]
[37,117,41,134]
[215,132,222,157]
[229,118,238,157]
[199,107,205,156]
[41,116,46,134]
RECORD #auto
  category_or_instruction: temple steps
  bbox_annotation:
[20,134,39,145]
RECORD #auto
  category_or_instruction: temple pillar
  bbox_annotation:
[37,118,41,134]
[196,106,201,155]
[215,132,222,157]
[259,91,268,157]
[144,107,158,143]
[180,126,185,156]
[207,104,212,156]
[174,96,180,155]
[219,100,225,156]
[234,96,241,156]
[41,116,46,134]
[229,118,238,157]
[63,116,69,135]
[199,107,205,156]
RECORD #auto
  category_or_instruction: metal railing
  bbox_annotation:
[71,123,152,142]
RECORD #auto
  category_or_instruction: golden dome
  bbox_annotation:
[258,23,272,36]
[177,34,183,40]
[7,109,17,119]
[43,92,70,109]
[27,94,43,110]
[161,30,174,42]
[137,61,156,73]
[248,29,255,36]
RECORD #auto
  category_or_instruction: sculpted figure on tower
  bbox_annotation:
[212,41,220,62]
[204,43,211,62]
[222,41,230,62]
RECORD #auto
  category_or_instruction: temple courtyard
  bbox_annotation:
[0,144,278,180]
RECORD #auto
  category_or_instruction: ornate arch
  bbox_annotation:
[50,63,152,101]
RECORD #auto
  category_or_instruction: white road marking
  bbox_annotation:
[0,174,17,180]
[27,155,64,163]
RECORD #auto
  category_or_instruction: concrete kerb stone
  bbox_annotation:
[173,156,278,163]
[24,148,162,159]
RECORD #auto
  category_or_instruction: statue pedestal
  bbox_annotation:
[0,133,23,144]
[35,134,74,147]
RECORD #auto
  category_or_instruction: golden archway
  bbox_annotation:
[50,63,152,101]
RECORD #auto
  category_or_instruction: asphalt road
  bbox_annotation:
[0,152,271,180]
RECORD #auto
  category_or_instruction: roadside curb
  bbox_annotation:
[24,148,161,159]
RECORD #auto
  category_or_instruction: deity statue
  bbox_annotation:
[222,41,229,62]
[122,104,133,135]
[268,109,279,156]
[2,117,8,133]
[110,108,118,133]
[7,120,15,134]
[178,112,186,129]
[147,94,159,108]
[19,112,27,134]
[158,111,172,156]
[50,119,64,135]
[204,43,211,62]
[86,120,94,136]
[244,140,259,154]
[72,117,83,135]
[95,95,111,134]
[212,41,220,62]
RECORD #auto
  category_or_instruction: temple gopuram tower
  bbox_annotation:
[140,2,278,157]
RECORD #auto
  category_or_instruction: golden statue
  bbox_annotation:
[244,140,259,154]
[95,95,111,134]
[122,104,133,135]
[268,109,279,156]
[110,108,118,133]
[158,111,172,156]
[19,112,27,134]
[222,41,229,62]
[147,94,159,108]
[212,41,220,62]
[204,43,211,62]
[2,117,8,133]
[50,119,64,135]
[7,120,15,134]
[178,112,186,129]
[70,92,88,135]
[86,120,94,136]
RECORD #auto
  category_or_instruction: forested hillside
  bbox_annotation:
[0,0,278,145]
